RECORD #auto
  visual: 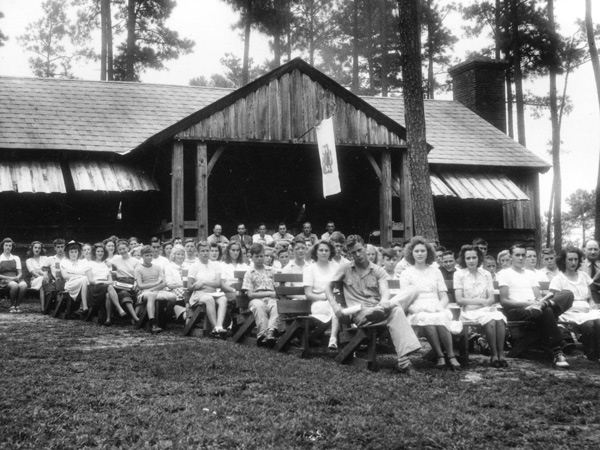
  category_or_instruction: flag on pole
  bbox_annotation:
[315,116,341,197]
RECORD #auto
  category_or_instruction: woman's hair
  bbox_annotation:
[116,239,129,250]
[365,244,380,264]
[403,236,436,266]
[209,242,222,260]
[223,241,244,265]
[457,244,484,269]
[92,242,107,261]
[66,241,82,259]
[496,249,510,264]
[310,240,335,262]
[329,231,346,245]
[170,244,186,261]
[556,246,584,273]
[1,237,14,250]
[27,241,46,258]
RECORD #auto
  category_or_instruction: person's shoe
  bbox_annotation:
[266,329,277,347]
[435,357,446,370]
[447,356,462,372]
[9,306,16,314]
[553,352,569,369]
[257,335,266,347]
[499,359,510,368]
[397,363,413,376]
[15,306,22,313]
[150,324,163,334]
[490,359,502,369]
[328,339,338,351]
[104,320,113,326]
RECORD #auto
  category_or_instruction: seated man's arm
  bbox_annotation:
[499,285,535,309]
[325,266,346,318]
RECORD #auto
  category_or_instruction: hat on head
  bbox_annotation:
[66,240,83,251]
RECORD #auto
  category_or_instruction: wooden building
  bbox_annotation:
[0,58,549,254]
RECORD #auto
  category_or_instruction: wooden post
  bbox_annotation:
[400,151,414,240]
[380,149,392,248]
[196,143,208,241]
[171,141,184,240]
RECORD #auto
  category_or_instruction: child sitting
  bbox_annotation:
[242,244,279,347]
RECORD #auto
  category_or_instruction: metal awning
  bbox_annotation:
[0,160,66,193]
[430,173,456,197]
[69,160,159,192]
[438,172,529,201]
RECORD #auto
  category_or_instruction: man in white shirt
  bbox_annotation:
[282,237,309,299]
[498,244,574,368]
[150,237,170,271]
[252,223,274,245]
[321,221,336,240]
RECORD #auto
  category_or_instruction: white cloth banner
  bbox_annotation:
[315,116,341,197]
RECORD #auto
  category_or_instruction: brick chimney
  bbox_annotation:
[448,58,508,133]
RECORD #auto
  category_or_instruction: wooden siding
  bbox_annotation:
[502,172,536,229]
[0,160,66,193]
[176,69,406,147]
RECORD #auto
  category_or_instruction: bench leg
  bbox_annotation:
[274,319,304,354]
[232,315,256,345]
[335,329,367,365]
[136,305,148,330]
[183,305,209,337]
[52,294,67,319]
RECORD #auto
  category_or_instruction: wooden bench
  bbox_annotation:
[273,273,330,357]
[231,271,258,346]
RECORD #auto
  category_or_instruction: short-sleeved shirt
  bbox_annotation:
[332,261,387,308]
[111,255,139,280]
[152,255,170,271]
[43,255,66,279]
[135,263,162,289]
[0,253,22,272]
[497,267,539,303]
[453,268,494,310]
[549,271,593,302]
[188,260,220,293]
[89,260,111,282]
[242,266,276,292]
[252,234,274,245]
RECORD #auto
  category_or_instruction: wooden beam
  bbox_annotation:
[196,143,209,241]
[207,145,226,177]
[363,149,382,183]
[171,141,184,240]
[380,150,392,248]
[400,151,413,240]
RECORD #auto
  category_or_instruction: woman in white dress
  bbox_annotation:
[303,240,340,350]
[60,241,91,314]
[164,244,188,321]
[219,241,250,298]
[88,243,126,325]
[551,247,600,361]
[400,236,462,370]
[0,237,28,313]
[26,241,47,311]
[454,244,508,368]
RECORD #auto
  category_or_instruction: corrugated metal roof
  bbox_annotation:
[439,172,529,201]
[430,173,456,197]
[68,160,159,192]
[0,160,66,193]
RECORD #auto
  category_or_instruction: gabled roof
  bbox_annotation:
[0,60,551,171]
[0,76,229,154]
[364,96,550,170]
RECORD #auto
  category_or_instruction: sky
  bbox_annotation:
[0,0,599,226]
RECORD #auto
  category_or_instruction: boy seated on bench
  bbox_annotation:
[242,243,279,347]
[324,235,421,374]
[498,243,574,368]
[134,245,176,333]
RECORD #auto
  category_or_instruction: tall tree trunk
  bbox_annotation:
[546,188,553,248]
[585,0,600,241]
[398,0,438,240]
[101,0,107,80]
[352,0,360,93]
[380,0,389,97]
[365,1,375,95]
[548,0,561,252]
[494,0,501,60]
[506,72,514,138]
[510,0,526,146]
[107,0,113,80]
[426,0,434,99]
[242,0,252,85]
[125,0,136,81]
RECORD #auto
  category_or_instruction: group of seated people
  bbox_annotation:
[2,222,600,375]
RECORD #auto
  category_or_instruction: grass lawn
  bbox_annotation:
[2,298,600,449]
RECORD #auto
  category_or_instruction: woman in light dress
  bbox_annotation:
[164,244,188,321]
[454,244,508,368]
[303,240,340,350]
[550,246,600,361]
[0,237,28,313]
[400,236,462,370]
[26,241,47,311]
[219,241,250,298]
[60,241,91,314]
[88,242,127,325]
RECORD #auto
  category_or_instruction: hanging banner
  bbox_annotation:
[315,116,341,197]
